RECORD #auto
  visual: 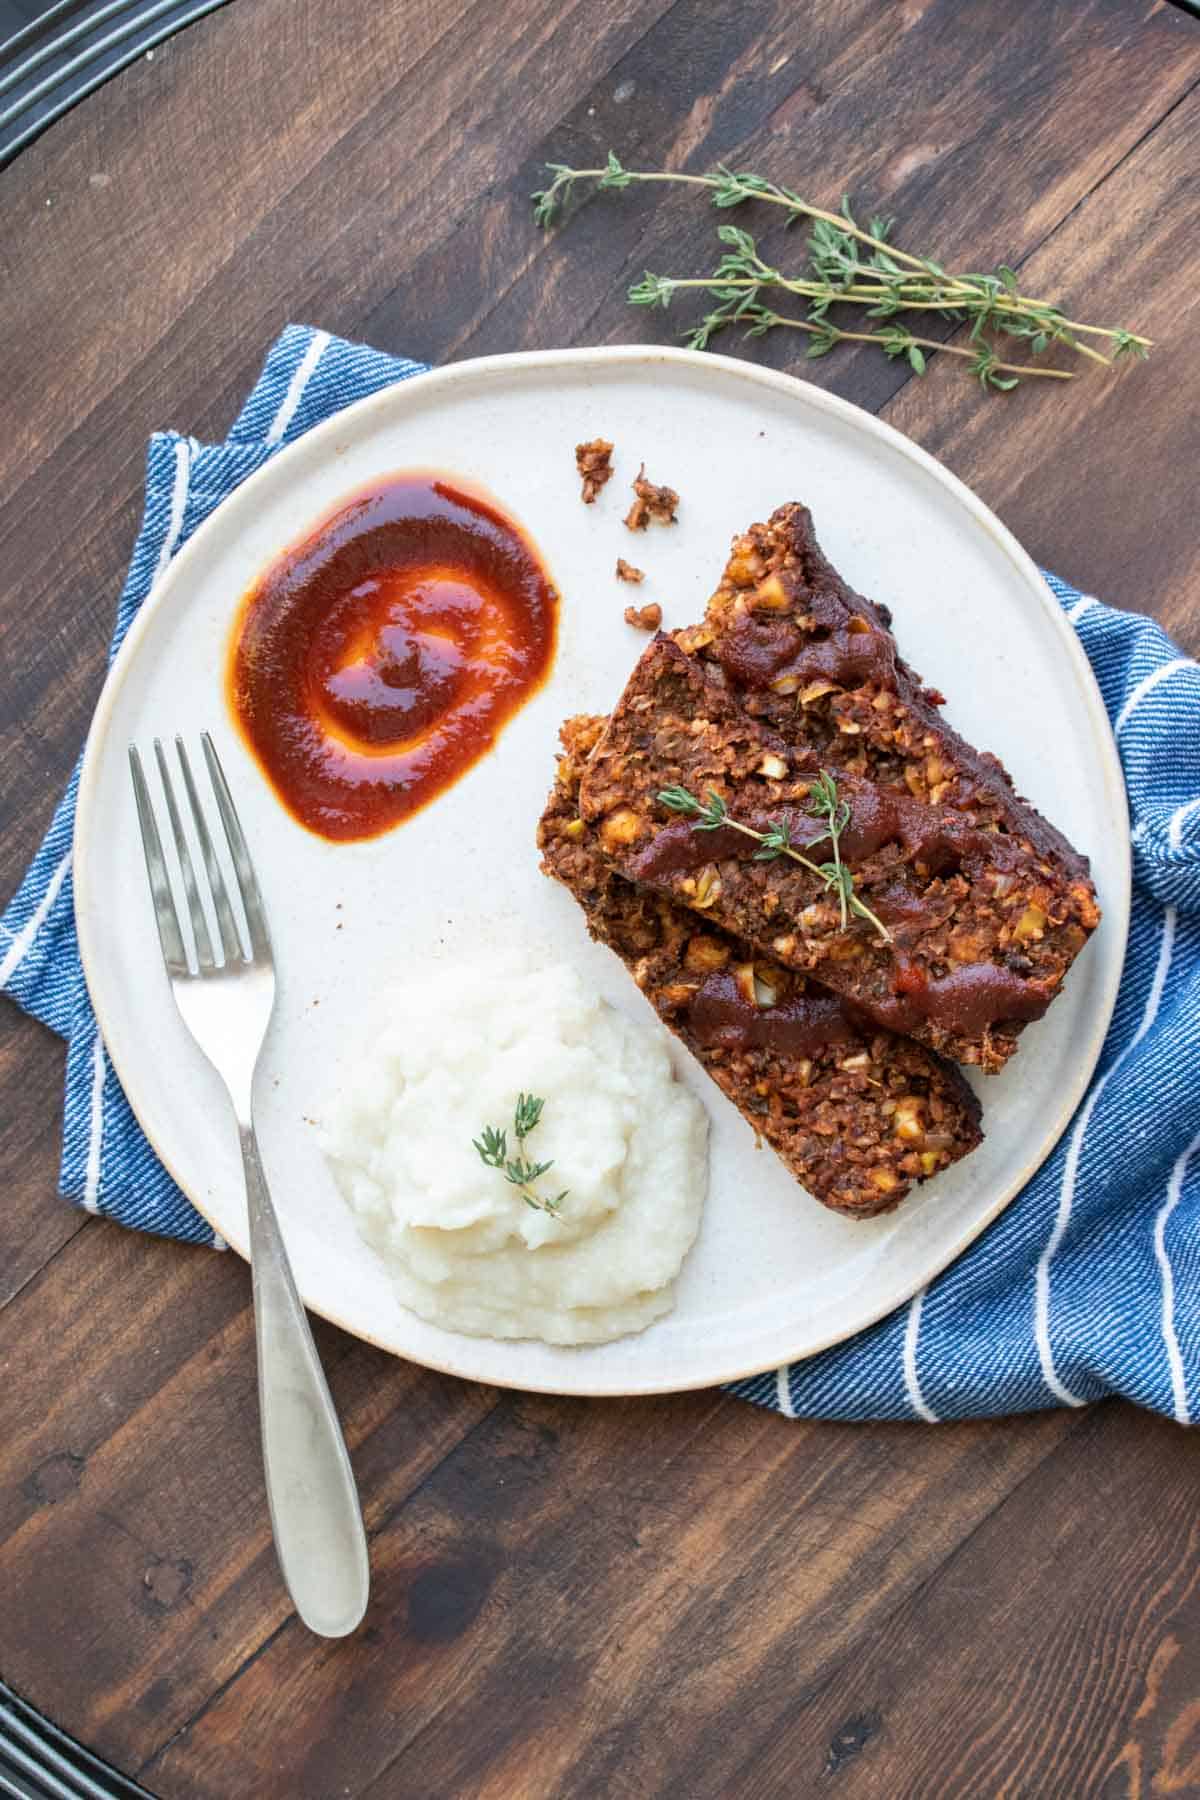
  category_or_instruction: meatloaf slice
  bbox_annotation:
[578,634,1098,1071]
[677,500,1097,871]
[539,714,983,1218]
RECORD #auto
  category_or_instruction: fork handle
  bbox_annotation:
[241,1124,370,1637]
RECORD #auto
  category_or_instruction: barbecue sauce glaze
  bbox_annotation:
[227,473,558,841]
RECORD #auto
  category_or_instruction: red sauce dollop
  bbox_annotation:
[227,473,558,841]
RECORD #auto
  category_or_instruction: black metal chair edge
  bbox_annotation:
[1,1681,157,1800]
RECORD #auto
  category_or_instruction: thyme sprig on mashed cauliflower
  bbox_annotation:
[474,1092,568,1218]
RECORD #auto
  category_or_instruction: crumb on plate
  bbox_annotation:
[616,557,644,583]
[624,601,662,631]
[576,438,614,503]
[624,464,678,530]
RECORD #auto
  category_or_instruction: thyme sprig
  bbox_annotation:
[532,153,1151,391]
[655,774,892,944]
[474,1092,567,1219]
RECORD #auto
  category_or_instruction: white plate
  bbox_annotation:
[74,347,1129,1396]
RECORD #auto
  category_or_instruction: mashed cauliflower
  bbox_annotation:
[319,955,709,1345]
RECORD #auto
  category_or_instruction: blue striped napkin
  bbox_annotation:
[3,325,1197,1421]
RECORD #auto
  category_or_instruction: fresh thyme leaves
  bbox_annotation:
[655,776,893,944]
[805,770,857,932]
[532,154,1151,392]
[657,784,729,829]
[532,150,633,225]
[514,1091,545,1138]
[474,1092,568,1218]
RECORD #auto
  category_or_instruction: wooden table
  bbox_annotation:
[2,2,1198,1794]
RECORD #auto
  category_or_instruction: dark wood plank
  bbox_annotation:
[0,1221,498,1760]
[445,0,1200,385]
[0,0,1197,1795]
[0,0,474,483]
[0,1026,87,1306]
[883,81,1200,651]
[728,1403,1200,1799]
[361,0,898,358]
[142,1400,1077,1798]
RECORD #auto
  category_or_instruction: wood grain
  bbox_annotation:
[144,1402,1080,1797]
[0,1029,86,1307]
[463,0,1200,388]
[883,81,1200,647]
[746,1404,1200,1799]
[1,1,1199,1795]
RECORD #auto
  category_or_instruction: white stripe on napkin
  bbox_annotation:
[1114,657,1192,739]
[153,438,193,584]
[82,1038,106,1213]
[1131,796,1199,855]
[1154,1128,1199,1427]
[903,1287,939,1422]
[1036,902,1177,1406]
[265,329,331,446]
[0,848,72,990]
[774,1365,795,1418]
[1169,796,1200,850]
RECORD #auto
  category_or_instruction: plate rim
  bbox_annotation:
[73,343,1131,1396]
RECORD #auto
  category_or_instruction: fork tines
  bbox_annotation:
[129,734,270,977]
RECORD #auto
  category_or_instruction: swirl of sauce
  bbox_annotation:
[227,473,558,841]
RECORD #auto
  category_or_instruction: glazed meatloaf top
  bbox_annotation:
[577,634,1099,1071]
[539,715,983,1217]
[676,500,1094,873]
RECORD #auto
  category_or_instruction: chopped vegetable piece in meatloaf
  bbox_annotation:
[578,634,1098,1071]
[539,715,983,1217]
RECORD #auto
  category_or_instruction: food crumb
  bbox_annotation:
[624,464,678,530]
[575,438,614,503]
[624,602,662,631]
[616,557,644,584]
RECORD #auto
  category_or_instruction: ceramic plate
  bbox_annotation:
[73,347,1129,1396]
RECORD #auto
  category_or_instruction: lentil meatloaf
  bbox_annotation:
[539,715,983,1218]
[678,502,1099,967]
[578,633,1098,1071]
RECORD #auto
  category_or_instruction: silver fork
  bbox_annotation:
[129,732,369,1638]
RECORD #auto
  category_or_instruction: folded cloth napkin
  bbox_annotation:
[3,326,1198,1421]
